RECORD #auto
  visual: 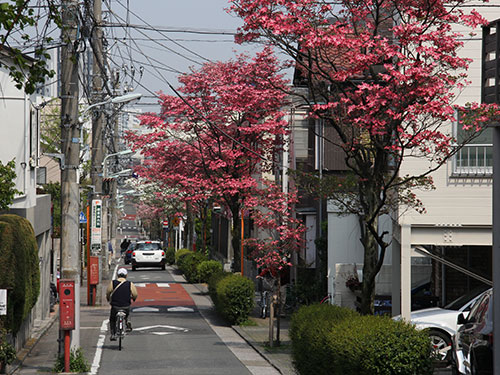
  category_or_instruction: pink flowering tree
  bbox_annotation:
[244,182,304,273]
[127,48,300,272]
[230,0,500,314]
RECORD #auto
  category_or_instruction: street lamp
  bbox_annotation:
[102,151,133,178]
[107,169,133,179]
[79,93,142,123]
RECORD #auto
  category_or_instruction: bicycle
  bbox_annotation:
[115,309,127,350]
[260,290,270,318]
[320,294,332,304]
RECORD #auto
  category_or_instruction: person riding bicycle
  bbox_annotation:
[106,268,138,341]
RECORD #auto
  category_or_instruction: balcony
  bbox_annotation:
[452,143,492,176]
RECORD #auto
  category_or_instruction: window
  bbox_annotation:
[36,167,47,185]
[292,117,309,159]
[453,111,492,176]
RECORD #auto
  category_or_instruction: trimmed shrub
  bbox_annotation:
[175,248,192,264]
[178,252,207,283]
[165,247,175,265]
[290,304,358,375]
[290,304,433,375]
[207,271,231,305]
[0,214,40,333]
[215,273,254,325]
[196,260,223,283]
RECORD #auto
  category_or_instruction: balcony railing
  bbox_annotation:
[452,143,492,176]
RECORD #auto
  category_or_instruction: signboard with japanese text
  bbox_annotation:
[91,199,102,251]
[89,256,99,285]
[0,289,6,315]
[59,280,75,330]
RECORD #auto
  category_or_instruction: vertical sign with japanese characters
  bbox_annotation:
[0,289,6,315]
[91,199,102,253]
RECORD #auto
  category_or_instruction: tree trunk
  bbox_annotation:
[229,199,241,273]
[359,217,379,315]
[231,217,241,272]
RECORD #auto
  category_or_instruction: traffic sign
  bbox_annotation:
[79,211,87,224]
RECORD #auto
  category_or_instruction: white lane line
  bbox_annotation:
[90,319,108,375]
[156,283,170,287]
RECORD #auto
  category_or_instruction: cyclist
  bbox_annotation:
[106,268,138,341]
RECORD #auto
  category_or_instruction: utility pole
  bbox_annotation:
[60,0,81,353]
[91,0,106,296]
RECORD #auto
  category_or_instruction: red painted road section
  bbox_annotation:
[132,282,195,307]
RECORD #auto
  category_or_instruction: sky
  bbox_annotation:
[105,0,278,112]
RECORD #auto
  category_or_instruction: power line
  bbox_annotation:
[113,0,211,63]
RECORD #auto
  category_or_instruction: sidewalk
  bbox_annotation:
[233,313,296,375]
[7,270,111,375]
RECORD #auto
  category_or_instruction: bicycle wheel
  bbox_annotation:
[260,304,267,318]
[117,316,124,351]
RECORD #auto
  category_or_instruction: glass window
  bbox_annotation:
[453,111,492,175]
[293,118,309,159]
[137,242,161,250]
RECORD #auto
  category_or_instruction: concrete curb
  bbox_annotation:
[232,325,285,375]
[187,276,286,374]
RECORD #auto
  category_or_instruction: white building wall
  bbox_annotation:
[394,5,500,318]
[0,53,53,351]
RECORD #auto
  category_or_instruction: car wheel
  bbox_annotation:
[161,264,166,270]
[132,265,136,271]
[428,330,452,363]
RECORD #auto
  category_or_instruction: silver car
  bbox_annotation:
[131,240,166,271]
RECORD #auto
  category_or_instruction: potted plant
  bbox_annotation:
[345,274,361,292]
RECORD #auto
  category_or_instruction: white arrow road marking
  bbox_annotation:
[167,306,194,313]
[134,324,189,333]
[133,307,160,312]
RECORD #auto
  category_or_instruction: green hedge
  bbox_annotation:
[290,304,433,375]
[0,214,40,333]
[214,273,254,325]
[178,252,207,283]
[165,247,176,265]
[207,271,231,305]
[196,260,223,283]
[175,248,192,264]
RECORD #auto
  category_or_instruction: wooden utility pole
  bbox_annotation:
[91,0,105,298]
[60,0,81,355]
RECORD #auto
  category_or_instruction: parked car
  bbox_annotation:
[131,240,166,271]
[452,288,493,375]
[374,282,440,315]
[394,285,490,364]
[122,241,137,264]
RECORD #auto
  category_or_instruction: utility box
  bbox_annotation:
[59,280,75,330]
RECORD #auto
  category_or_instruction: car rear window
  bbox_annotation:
[136,242,161,250]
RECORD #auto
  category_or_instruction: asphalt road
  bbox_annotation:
[98,265,252,375]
